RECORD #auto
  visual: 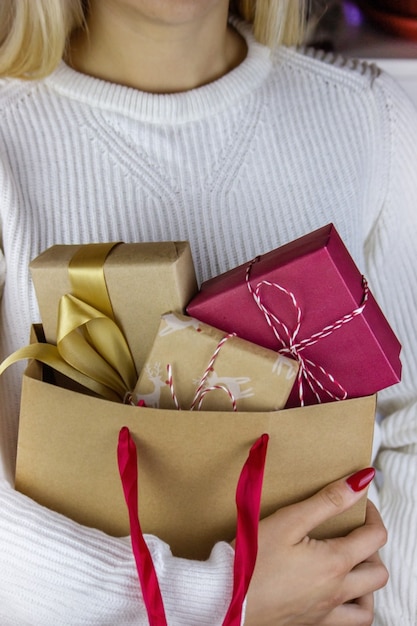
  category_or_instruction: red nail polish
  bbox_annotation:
[346,467,376,492]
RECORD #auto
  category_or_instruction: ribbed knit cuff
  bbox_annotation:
[373,447,417,626]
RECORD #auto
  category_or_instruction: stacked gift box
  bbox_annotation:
[1,224,401,560]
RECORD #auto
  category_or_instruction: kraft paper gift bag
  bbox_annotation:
[15,336,376,560]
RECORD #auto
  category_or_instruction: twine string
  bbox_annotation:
[166,332,238,411]
[166,363,181,410]
[194,384,238,412]
[245,259,369,405]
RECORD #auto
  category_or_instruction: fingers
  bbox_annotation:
[275,468,376,543]
[356,591,374,615]
[330,500,388,569]
[247,498,388,626]
[317,536,388,624]
[320,593,374,626]
[337,554,389,605]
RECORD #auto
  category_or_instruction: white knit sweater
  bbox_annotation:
[1,20,417,625]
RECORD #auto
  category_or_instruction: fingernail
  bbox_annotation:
[346,467,376,493]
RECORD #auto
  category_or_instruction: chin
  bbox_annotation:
[112,0,227,24]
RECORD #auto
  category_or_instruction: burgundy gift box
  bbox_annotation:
[187,224,401,407]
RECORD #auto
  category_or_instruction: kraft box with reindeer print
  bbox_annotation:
[131,312,299,412]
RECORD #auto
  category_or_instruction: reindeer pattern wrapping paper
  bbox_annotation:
[131,312,299,412]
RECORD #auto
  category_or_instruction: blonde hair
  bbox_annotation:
[0,0,307,80]
[234,0,308,48]
[0,0,85,79]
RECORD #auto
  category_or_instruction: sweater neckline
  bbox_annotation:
[44,20,272,124]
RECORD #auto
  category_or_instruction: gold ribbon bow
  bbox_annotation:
[0,243,137,402]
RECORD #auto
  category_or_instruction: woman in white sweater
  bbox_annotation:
[1,0,416,624]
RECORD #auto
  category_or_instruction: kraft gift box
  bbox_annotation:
[30,241,198,377]
[187,224,402,407]
[15,327,376,560]
[131,312,299,412]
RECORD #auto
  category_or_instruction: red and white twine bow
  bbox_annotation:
[245,259,369,406]
[167,332,238,411]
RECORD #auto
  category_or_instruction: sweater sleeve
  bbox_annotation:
[0,250,4,298]
[363,70,417,626]
[0,480,237,626]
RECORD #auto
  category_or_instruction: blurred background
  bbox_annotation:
[307,0,417,105]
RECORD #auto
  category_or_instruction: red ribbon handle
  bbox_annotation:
[222,433,269,626]
[117,427,269,626]
[117,427,168,625]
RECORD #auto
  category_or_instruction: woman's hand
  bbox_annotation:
[244,470,388,626]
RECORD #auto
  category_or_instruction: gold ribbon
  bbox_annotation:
[0,242,137,402]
